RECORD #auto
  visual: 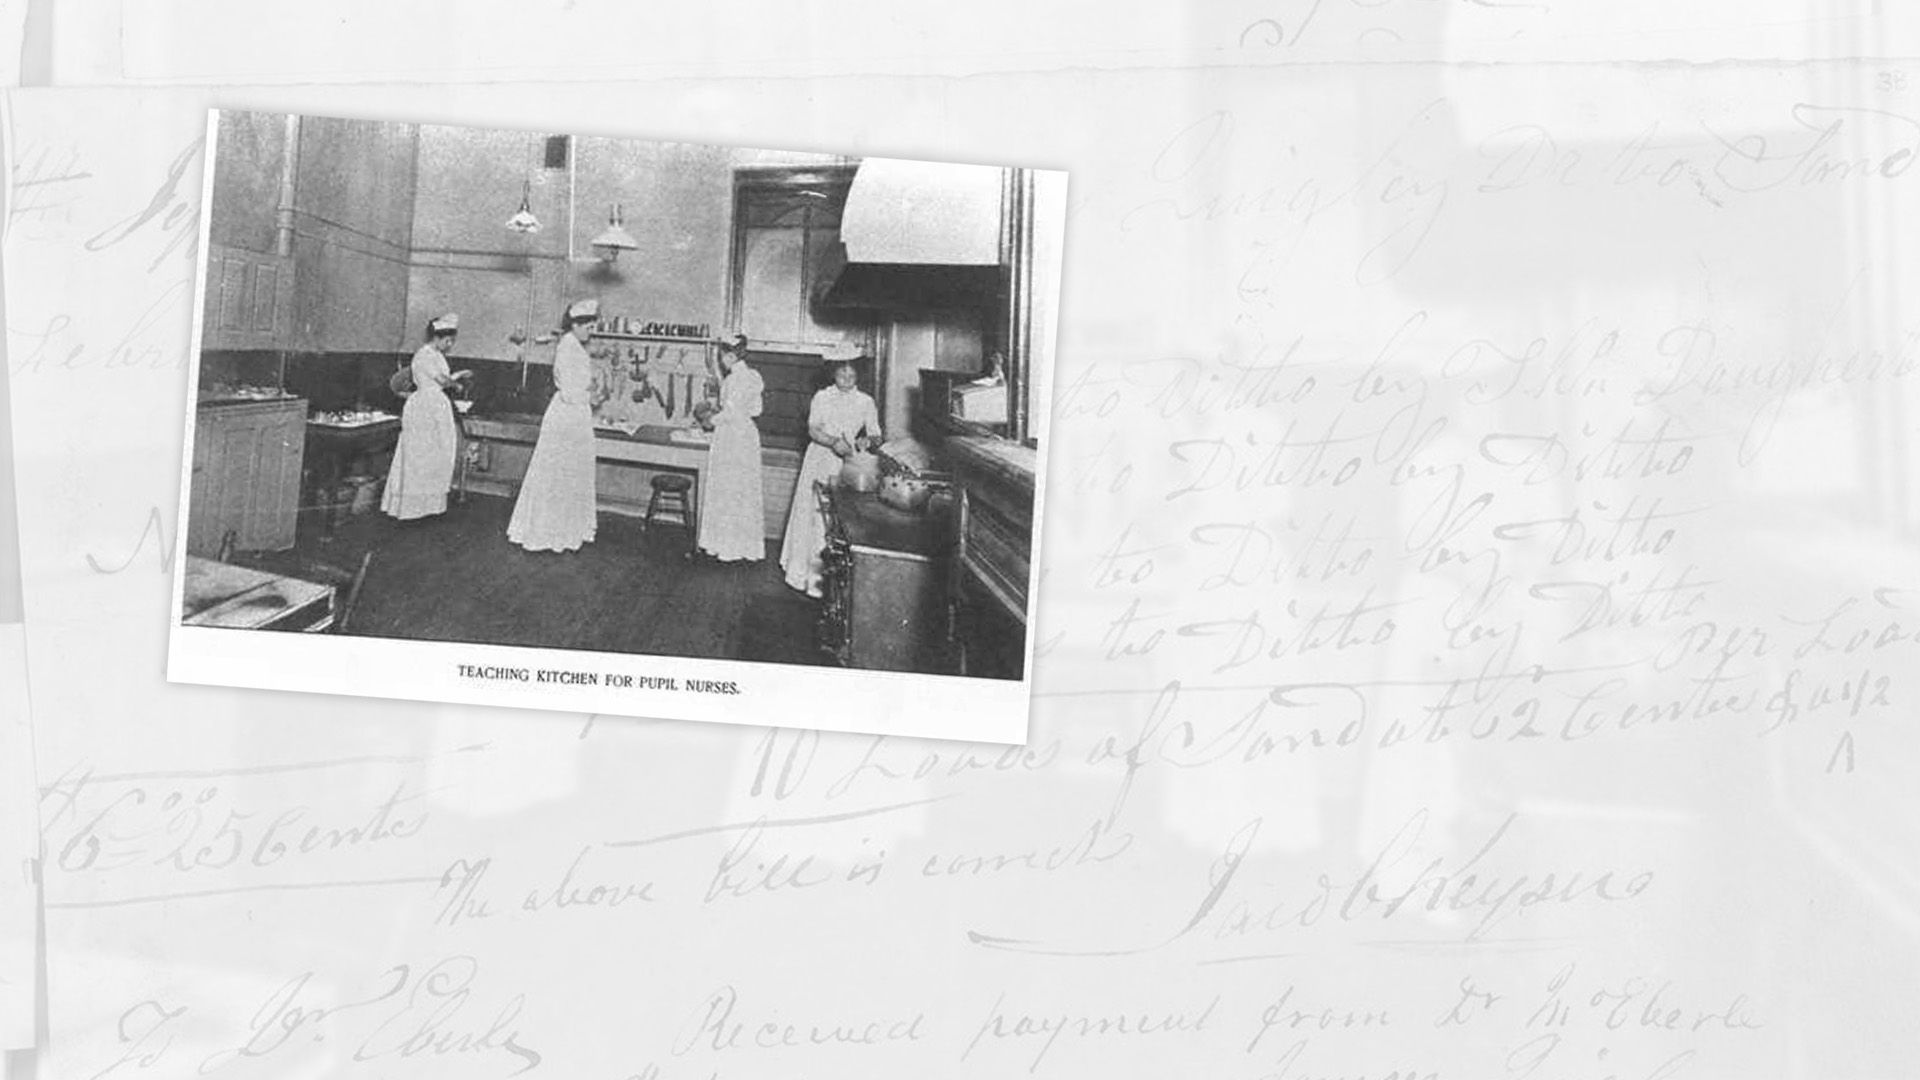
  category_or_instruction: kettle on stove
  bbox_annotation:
[839,446,882,492]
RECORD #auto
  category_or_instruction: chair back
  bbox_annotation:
[332,551,374,635]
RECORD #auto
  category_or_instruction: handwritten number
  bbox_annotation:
[748,728,817,800]
[155,803,207,872]
[56,788,146,873]
[195,809,250,871]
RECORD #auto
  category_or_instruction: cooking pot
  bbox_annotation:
[878,471,934,513]
[839,450,882,492]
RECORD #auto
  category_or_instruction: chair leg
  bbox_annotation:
[334,551,373,635]
[644,490,660,533]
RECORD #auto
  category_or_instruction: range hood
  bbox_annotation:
[819,159,1005,311]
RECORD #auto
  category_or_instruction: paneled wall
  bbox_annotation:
[203,112,295,351]
[289,117,419,353]
[207,111,287,253]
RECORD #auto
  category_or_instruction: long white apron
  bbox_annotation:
[508,334,598,552]
[381,343,457,520]
[779,386,879,596]
[698,365,767,562]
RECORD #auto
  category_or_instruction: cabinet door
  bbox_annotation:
[256,409,305,550]
[193,403,306,554]
[186,415,221,557]
[236,407,303,551]
[849,552,943,672]
[211,416,263,550]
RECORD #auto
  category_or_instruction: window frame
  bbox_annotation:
[725,165,860,354]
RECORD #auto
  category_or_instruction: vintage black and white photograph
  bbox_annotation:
[166,109,1064,741]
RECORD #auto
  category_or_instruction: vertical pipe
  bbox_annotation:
[275,114,300,366]
[521,133,540,392]
[999,168,1017,433]
[1003,167,1036,444]
[274,114,300,258]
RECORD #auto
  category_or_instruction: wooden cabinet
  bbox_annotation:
[947,436,1036,681]
[188,398,307,556]
[819,484,954,673]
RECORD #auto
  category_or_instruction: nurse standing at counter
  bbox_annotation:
[780,343,881,597]
[382,313,469,521]
[509,299,600,552]
[697,333,766,563]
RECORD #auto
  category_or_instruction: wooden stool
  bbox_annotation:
[645,473,697,549]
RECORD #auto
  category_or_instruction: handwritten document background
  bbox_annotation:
[0,64,39,1051]
[7,38,1920,1080]
[0,620,31,1054]
[38,0,1920,83]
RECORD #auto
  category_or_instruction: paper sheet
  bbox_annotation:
[0,625,33,1053]
[0,0,24,88]
[0,84,40,1052]
[9,62,1920,1079]
[38,0,1920,86]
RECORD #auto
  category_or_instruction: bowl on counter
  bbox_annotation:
[310,408,399,428]
[878,472,934,512]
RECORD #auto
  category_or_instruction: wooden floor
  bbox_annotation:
[273,494,830,667]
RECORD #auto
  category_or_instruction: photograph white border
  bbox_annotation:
[166,108,1055,746]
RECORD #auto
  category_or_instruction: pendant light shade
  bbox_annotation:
[591,202,639,258]
[506,179,542,234]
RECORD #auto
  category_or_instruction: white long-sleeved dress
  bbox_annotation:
[698,365,767,562]
[508,334,598,552]
[779,386,880,596]
[381,343,457,520]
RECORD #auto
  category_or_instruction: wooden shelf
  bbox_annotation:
[591,331,714,344]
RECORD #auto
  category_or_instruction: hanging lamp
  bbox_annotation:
[505,178,542,234]
[591,202,638,261]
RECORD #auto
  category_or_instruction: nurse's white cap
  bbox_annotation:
[821,341,863,363]
[429,313,459,333]
[567,298,600,321]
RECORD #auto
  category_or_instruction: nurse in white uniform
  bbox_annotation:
[382,313,468,521]
[779,343,882,597]
[509,299,601,552]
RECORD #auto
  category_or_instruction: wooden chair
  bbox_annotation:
[326,551,374,634]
